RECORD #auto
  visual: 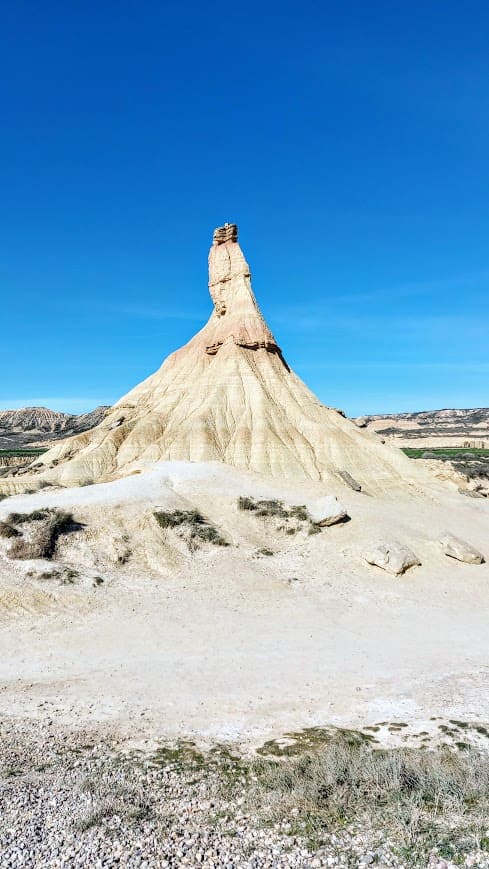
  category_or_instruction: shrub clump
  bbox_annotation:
[153,510,229,551]
[7,509,52,524]
[238,497,313,531]
[252,735,489,860]
[0,521,20,539]
[238,496,310,519]
[7,509,82,560]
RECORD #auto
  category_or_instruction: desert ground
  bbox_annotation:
[0,461,487,749]
[1,462,488,866]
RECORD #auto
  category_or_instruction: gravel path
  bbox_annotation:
[0,718,487,868]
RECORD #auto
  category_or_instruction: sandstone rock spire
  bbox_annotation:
[22,223,425,492]
[205,223,279,356]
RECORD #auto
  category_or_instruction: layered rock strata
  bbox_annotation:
[12,224,428,492]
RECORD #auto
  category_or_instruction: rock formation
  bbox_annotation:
[14,224,429,492]
[0,406,110,450]
[439,533,485,564]
[364,542,421,576]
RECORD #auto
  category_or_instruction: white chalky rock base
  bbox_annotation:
[364,542,421,576]
[439,532,485,564]
[307,495,349,526]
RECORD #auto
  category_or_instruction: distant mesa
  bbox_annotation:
[0,406,109,451]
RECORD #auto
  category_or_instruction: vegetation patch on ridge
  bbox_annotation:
[153,509,229,551]
[6,509,83,560]
[238,496,319,535]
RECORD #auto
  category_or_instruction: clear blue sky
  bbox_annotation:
[2,1,488,416]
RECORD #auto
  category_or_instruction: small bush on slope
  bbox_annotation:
[8,509,83,560]
[0,521,20,539]
[153,510,229,551]
[237,497,315,531]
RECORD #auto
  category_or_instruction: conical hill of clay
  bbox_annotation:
[22,224,423,493]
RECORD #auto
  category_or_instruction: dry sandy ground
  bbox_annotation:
[0,461,487,751]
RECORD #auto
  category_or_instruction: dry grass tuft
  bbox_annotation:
[251,735,489,858]
[73,765,151,831]
[238,497,314,532]
[0,521,20,539]
[7,509,83,560]
[153,510,229,550]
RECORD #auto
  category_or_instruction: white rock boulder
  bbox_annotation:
[307,496,348,526]
[364,542,421,576]
[439,533,485,564]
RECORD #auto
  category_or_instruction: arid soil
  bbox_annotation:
[0,462,487,747]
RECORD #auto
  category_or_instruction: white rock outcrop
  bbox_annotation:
[307,496,348,526]
[364,542,421,576]
[439,533,485,564]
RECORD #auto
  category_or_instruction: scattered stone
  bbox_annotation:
[364,542,421,575]
[307,496,349,527]
[458,487,485,498]
[439,532,485,564]
[338,471,362,492]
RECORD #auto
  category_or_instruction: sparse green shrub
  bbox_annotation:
[255,499,289,518]
[8,509,83,560]
[37,570,59,580]
[0,521,20,539]
[289,505,309,521]
[61,568,78,584]
[238,497,312,528]
[252,735,489,860]
[73,766,150,831]
[258,548,274,556]
[238,496,256,512]
[117,549,132,565]
[7,509,51,524]
[153,510,229,550]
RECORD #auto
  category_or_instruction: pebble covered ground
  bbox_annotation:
[0,718,488,868]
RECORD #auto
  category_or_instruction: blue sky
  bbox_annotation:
[1,0,488,417]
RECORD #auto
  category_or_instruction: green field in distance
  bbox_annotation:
[403,447,489,459]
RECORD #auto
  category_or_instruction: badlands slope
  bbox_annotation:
[0,405,109,450]
[357,407,489,449]
[0,224,487,748]
[7,223,428,496]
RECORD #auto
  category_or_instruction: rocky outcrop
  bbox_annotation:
[206,224,279,356]
[12,224,434,491]
[439,533,485,564]
[364,542,421,575]
[0,406,110,450]
[307,496,348,526]
[356,408,489,442]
